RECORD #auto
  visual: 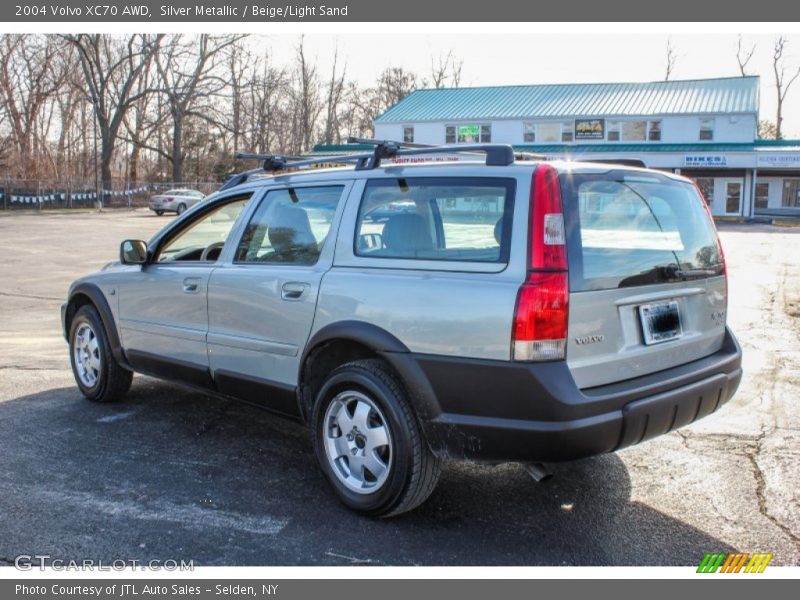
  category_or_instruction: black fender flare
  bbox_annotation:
[302,320,410,359]
[64,282,130,370]
[299,321,443,440]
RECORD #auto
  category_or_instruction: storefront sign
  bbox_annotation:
[684,155,727,167]
[756,154,800,168]
[457,125,480,142]
[575,119,605,140]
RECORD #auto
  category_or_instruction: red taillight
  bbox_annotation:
[165,196,175,202]
[513,272,569,361]
[513,165,569,361]
[530,164,567,270]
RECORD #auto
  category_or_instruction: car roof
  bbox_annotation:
[219,158,688,192]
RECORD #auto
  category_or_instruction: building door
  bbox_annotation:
[714,178,742,216]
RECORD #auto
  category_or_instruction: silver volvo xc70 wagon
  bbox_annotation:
[62,142,742,516]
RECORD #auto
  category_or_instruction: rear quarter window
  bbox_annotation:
[354,177,515,263]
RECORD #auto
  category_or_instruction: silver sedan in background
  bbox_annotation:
[148,189,205,216]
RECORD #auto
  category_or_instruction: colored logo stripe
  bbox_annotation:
[697,552,773,573]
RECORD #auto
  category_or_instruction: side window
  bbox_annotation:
[235,186,344,265]
[354,178,515,263]
[156,196,250,262]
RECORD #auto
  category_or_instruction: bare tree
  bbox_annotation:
[148,34,242,182]
[322,45,347,145]
[430,50,464,88]
[664,38,677,81]
[62,34,163,200]
[121,53,159,183]
[772,36,800,139]
[227,37,256,153]
[736,35,756,76]
[247,59,290,154]
[0,35,62,178]
[290,38,323,153]
[758,119,779,140]
[378,67,420,108]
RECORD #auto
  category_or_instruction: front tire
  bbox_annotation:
[310,359,441,517]
[155,210,164,216]
[176,203,187,215]
[68,305,132,403]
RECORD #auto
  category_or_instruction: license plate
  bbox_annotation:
[639,300,682,345]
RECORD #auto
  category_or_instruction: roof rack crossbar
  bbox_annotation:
[350,136,536,162]
[224,140,519,189]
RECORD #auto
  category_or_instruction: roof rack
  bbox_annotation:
[348,137,547,161]
[220,139,525,191]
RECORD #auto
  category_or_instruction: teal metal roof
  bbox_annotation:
[375,77,760,123]
[310,140,800,156]
[516,142,781,154]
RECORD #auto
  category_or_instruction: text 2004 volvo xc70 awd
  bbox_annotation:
[62,142,742,516]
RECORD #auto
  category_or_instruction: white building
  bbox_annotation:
[353,76,800,219]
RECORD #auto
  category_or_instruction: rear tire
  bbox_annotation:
[176,203,187,215]
[310,359,441,517]
[68,305,132,403]
[155,210,164,216]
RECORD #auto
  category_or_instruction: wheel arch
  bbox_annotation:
[297,321,442,438]
[64,283,130,370]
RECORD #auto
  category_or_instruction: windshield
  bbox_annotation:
[561,170,724,292]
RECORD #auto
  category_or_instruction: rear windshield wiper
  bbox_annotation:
[618,263,718,288]
[673,267,718,278]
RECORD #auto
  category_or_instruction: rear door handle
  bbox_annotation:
[183,277,202,293]
[281,282,309,300]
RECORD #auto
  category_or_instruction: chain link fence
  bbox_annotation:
[0,179,222,210]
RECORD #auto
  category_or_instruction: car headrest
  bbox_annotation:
[268,205,317,254]
[382,213,434,255]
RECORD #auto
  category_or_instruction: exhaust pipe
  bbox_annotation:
[523,462,553,483]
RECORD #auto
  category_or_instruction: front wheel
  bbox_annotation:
[155,210,164,216]
[310,359,441,517]
[68,305,132,403]
[176,203,187,215]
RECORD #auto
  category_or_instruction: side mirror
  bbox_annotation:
[120,239,149,265]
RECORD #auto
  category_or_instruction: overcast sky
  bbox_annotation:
[256,33,800,138]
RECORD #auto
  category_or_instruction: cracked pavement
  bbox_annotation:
[0,211,797,566]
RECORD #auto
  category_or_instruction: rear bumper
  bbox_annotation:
[385,327,742,463]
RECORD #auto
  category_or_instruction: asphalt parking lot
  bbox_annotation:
[0,209,798,566]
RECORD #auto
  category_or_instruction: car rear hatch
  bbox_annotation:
[559,167,727,389]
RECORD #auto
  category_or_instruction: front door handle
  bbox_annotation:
[183,277,202,293]
[281,281,309,300]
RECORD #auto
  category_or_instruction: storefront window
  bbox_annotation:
[607,121,621,141]
[648,120,662,141]
[537,122,561,143]
[403,126,414,143]
[523,122,535,143]
[446,124,491,144]
[699,118,715,141]
[562,122,574,142]
[755,182,770,209]
[783,179,800,207]
[694,178,714,205]
[621,121,646,141]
